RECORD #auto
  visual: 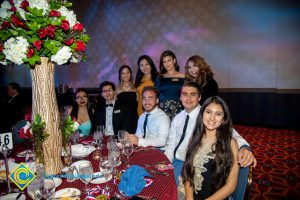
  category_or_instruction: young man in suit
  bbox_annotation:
[94,81,137,137]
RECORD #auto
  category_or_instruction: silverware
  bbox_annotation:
[16,193,23,200]
[51,194,80,199]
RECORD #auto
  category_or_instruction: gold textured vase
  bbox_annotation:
[30,57,63,174]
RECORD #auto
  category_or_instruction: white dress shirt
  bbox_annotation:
[105,100,115,136]
[136,107,170,147]
[164,104,250,162]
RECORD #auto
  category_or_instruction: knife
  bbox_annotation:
[16,193,23,200]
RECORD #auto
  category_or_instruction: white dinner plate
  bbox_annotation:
[91,172,112,184]
[53,188,80,198]
[16,150,32,157]
[72,145,96,158]
[70,160,91,170]
[0,193,26,200]
[53,177,62,187]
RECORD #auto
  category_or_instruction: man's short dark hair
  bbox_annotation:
[142,86,158,98]
[99,81,116,92]
[181,81,201,96]
[9,82,21,93]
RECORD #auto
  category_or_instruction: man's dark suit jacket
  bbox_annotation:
[93,98,137,137]
[6,94,25,131]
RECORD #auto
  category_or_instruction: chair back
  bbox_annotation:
[232,165,253,200]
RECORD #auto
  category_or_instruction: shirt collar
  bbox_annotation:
[184,104,201,120]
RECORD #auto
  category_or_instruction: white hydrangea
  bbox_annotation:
[50,46,72,65]
[58,6,77,28]
[3,36,29,65]
[0,61,8,65]
[28,0,49,16]
[70,55,80,63]
[0,1,13,19]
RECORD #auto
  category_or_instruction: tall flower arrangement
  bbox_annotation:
[0,0,90,67]
[0,0,90,174]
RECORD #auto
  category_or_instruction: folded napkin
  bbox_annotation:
[118,165,151,197]
[71,144,95,156]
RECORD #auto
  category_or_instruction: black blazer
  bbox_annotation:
[7,94,25,130]
[93,98,137,137]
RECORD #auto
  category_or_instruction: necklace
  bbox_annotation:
[122,85,131,91]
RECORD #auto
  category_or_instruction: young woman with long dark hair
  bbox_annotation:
[182,96,239,199]
[135,55,159,116]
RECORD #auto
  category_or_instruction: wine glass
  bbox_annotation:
[107,138,118,152]
[94,125,104,149]
[79,161,94,194]
[27,176,44,200]
[118,130,126,144]
[123,140,133,168]
[42,177,56,199]
[100,156,113,194]
[108,149,120,175]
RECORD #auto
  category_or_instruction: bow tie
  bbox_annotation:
[106,103,113,107]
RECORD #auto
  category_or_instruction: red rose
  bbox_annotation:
[0,44,3,53]
[8,0,14,6]
[11,15,28,30]
[49,10,61,17]
[61,20,70,31]
[64,37,74,46]
[24,113,31,122]
[10,6,16,12]
[27,48,34,58]
[1,21,12,29]
[20,0,29,12]
[75,41,85,52]
[38,28,48,38]
[73,23,83,32]
[47,24,56,38]
[33,40,43,51]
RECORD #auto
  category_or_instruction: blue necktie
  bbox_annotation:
[143,114,150,138]
[174,115,189,159]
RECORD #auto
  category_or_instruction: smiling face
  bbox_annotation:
[121,67,131,82]
[142,90,158,112]
[162,56,176,71]
[180,86,200,113]
[203,102,224,132]
[101,85,115,103]
[76,91,88,107]
[139,59,152,77]
[187,60,199,78]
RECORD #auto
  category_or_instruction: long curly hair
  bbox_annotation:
[135,55,158,87]
[158,50,180,78]
[185,55,214,88]
[182,96,233,193]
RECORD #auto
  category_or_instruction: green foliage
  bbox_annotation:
[31,114,49,164]
[61,115,76,149]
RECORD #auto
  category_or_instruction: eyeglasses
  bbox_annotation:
[102,88,114,93]
[76,96,88,100]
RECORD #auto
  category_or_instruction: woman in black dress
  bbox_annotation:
[185,55,219,105]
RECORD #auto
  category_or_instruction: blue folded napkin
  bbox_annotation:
[118,165,151,197]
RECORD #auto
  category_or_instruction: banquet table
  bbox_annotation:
[0,138,177,200]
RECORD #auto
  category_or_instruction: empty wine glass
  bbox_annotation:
[79,161,93,194]
[123,140,133,168]
[42,177,55,199]
[27,176,44,200]
[100,156,113,194]
[108,149,120,175]
[94,125,104,149]
[107,138,118,152]
[118,130,126,144]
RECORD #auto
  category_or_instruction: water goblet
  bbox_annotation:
[42,177,55,200]
[100,156,113,194]
[123,140,133,168]
[27,176,44,200]
[108,149,120,175]
[79,161,93,194]
[107,138,118,152]
[117,130,126,144]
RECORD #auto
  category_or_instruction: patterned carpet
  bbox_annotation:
[235,125,300,200]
